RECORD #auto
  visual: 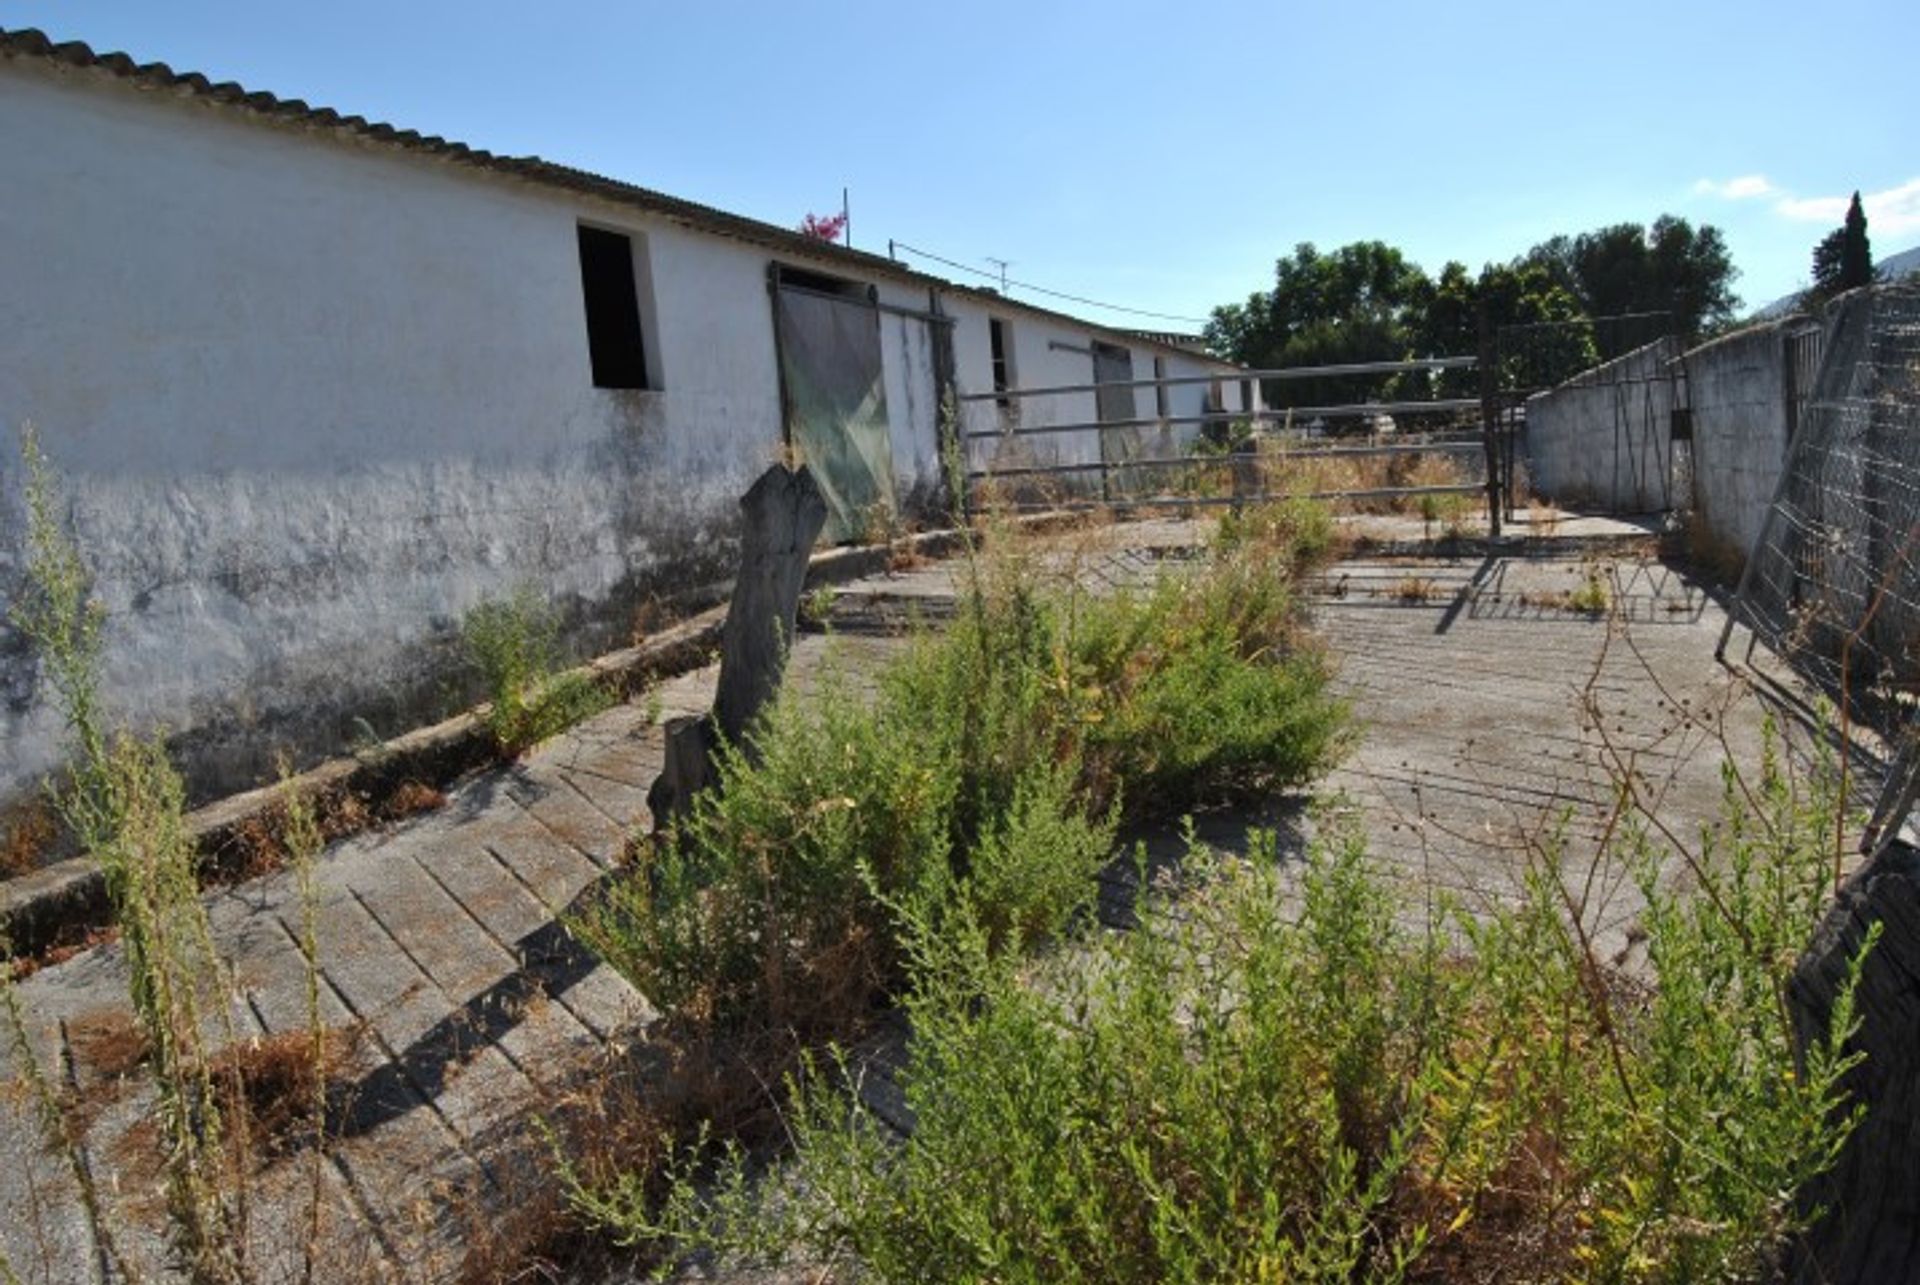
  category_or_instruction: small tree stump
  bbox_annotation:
[1788,838,1920,1281]
[646,465,829,828]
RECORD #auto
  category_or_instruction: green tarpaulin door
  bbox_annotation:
[773,279,896,544]
[1093,340,1146,499]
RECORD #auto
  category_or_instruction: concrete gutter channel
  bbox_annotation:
[0,527,973,959]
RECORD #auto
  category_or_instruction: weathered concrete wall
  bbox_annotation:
[1682,319,1802,562]
[1525,317,1815,567]
[0,58,791,806]
[1525,337,1680,514]
[0,54,1236,813]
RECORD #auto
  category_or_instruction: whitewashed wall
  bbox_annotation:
[1524,338,1680,514]
[1683,321,1798,562]
[0,55,1238,810]
[0,59,860,805]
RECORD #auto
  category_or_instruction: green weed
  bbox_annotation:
[1569,566,1612,616]
[462,586,611,754]
[11,428,255,1281]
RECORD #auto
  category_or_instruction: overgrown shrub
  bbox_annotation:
[1212,494,1338,568]
[562,512,1348,1266]
[577,514,1345,1038]
[462,586,610,753]
[594,736,1866,1282]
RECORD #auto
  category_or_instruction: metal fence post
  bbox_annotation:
[1479,311,1503,540]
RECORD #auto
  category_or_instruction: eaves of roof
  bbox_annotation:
[0,27,1240,370]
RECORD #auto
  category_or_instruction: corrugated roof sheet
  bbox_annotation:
[0,26,1238,366]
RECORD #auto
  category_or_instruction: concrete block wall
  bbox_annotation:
[1524,337,1680,514]
[1681,320,1802,562]
[1523,317,1814,570]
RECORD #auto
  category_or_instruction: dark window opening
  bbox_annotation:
[1154,356,1169,418]
[578,225,649,389]
[775,264,869,299]
[988,317,1016,410]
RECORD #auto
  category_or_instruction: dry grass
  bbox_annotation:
[628,595,673,648]
[219,776,445,885]
[0,800,58,877]
[1386,576,1444,604]
[1255,440,1479,516]
[222,787,371,883]
[67,1006,150,1081]
[7,924,121,981]
[886,536,927,573]
[51,1010,365,1185]
[381,779,449,822]
[208,1023,368,1159]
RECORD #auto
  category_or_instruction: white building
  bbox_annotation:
[0,28,1253,810]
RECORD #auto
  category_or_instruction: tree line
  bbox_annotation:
[1204,217,1740,411]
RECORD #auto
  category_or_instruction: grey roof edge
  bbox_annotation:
[0,26,1239,369]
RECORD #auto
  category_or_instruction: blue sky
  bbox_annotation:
[7,0,1916,326]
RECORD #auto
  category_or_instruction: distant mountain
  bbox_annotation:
[1878,244,1920,281]
[1751,244,1920,320]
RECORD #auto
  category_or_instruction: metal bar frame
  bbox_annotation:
[954,355,1477,403]
[968,438,1485,481]
[985,484,1486,514]
[962,399,1480,441]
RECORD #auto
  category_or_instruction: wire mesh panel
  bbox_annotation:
[1722,283,1920,852]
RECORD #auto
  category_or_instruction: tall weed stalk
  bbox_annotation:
[9,429,257,1282]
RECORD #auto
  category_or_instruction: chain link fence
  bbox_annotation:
[1720,282,1920,854]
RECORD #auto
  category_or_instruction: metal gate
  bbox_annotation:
[1490,311,1687,522]
[958,353,1503,535]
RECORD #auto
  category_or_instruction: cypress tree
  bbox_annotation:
[1840,191,1873,290]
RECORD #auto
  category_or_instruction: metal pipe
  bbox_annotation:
[954,356,1478,402]
[969,439,1485,480]
[988,484,1487,512]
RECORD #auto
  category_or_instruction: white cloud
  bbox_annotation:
[1694,174,1776,200]
[1775,177,1920,237]
[1775,194,1849,222]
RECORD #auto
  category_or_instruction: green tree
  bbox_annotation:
[1811,191,1874,298]
[1410,260,1596,397]
[1523,216,1738,353]
[1204,241,1431,412]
